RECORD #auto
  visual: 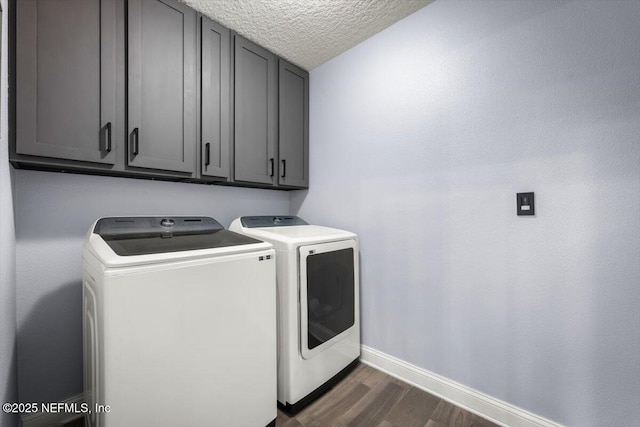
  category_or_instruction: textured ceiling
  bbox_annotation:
[182,0,432,70]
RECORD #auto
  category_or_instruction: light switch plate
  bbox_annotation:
[517,192,535,216]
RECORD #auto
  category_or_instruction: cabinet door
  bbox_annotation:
[278,60,309,188]
[200,17,230,179]
[233,36,277,185]
[128,0,196,173]
[16,0,117,164]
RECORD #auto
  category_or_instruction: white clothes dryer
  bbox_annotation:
[83,216,277,427]
[230,216,360,414]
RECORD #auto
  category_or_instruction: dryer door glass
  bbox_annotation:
[305,247,355,350]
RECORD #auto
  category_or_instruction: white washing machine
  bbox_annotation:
[82,216,277,427]
[230,216,360,413]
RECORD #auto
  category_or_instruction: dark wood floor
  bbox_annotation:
[64,363,499,427]
[277,363,499,427]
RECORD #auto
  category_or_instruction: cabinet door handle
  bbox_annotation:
[104,122,112,153]
[281,159,286,178]
[205,143,211,166]
[132,128,139,155]
[269,158,274,177]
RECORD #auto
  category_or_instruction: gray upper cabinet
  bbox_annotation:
[233,35,277,186]
[200,16,230,179]
[278,60,309,188]
[16,0,117,164]
[12,1,309,190]
[128,0,196,174]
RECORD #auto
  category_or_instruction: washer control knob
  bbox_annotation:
[161,218,175,227]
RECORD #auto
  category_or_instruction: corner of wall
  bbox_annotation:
[0,0,20,425]
[287,189,308,216]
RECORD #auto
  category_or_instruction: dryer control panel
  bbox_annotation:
[241,216,308,228]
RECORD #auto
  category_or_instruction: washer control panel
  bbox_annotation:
[94,216,223,238]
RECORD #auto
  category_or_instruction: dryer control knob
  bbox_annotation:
[161,218,175,227]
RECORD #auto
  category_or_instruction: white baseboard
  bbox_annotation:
[21,393,85,427]
[360,345,562,427]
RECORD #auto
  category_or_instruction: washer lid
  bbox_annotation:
[93,216,262,256]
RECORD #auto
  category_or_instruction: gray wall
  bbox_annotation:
[14,170,289,403]
[292,1,640,425]
[0,0,19,425]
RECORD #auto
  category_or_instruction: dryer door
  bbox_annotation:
[299,239,358,360]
